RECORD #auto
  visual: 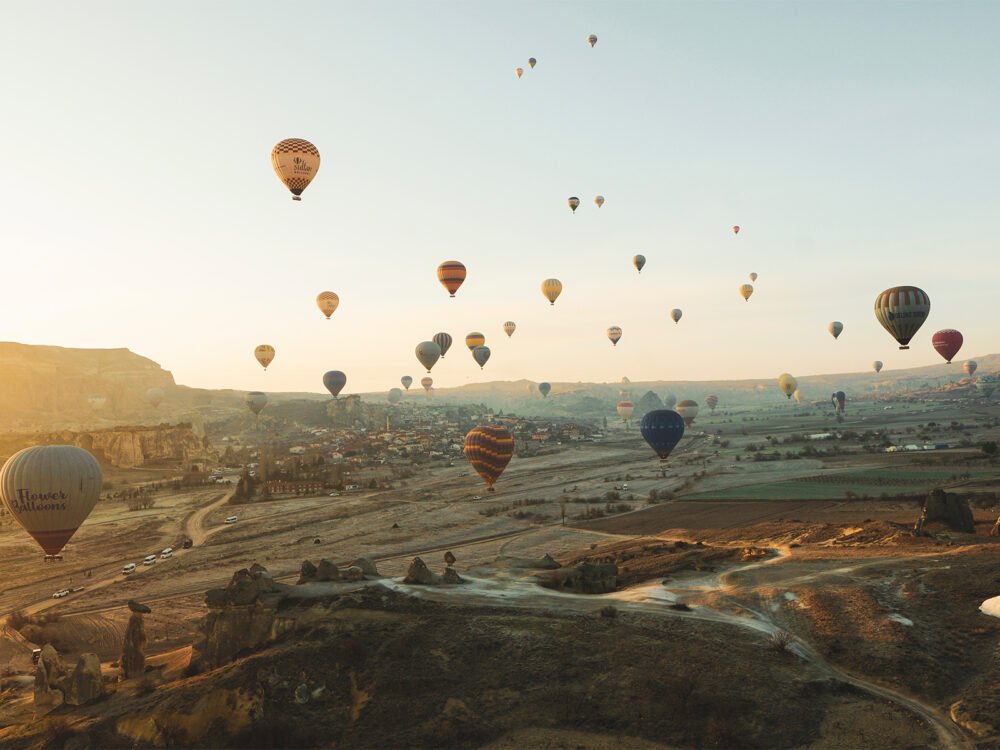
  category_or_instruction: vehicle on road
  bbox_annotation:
[225,515,239,524]
[122,563,136,575]
[142,555,157,566]
[182,538,193,549]
[51,589,69,599]
[160,548,173,559]
[70,586,85,593]
[472,495,482,500]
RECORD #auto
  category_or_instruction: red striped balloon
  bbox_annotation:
[463,425,514,491]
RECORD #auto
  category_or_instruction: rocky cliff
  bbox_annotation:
[0,423,215,468]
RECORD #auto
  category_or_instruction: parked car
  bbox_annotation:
[181,538,193,549]
[472,495,482,501]
[51,589,69,599]
[142,554,157,566]
[224,515,239,524]
[122,563,137,575]
[160,548,173,559]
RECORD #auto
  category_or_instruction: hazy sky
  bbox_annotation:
[2,1,999,394]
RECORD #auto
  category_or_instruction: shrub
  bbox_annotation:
[769,629,794,653]
[600,605,617,618]
[6,610,28,631]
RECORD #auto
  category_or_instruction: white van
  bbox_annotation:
[160,548,173,559]
[122,563,136,575]
[224,515,239,524]
[142,555,157,566]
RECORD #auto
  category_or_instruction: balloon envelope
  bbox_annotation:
[663,393,677,410]
[594,195,605,208]
[528,57,536,68]
[567,197,580,213]
[539,382,551,398]
[587,34,598,47]
[146,387,164,408]
[639,410,685,460]
[515,67,524,78]
[670,308,682,324]
[828,321,844,340]
[323,370,347,398]
[964,360,978,377]
[401,376,413,390]
[607,326,622,346]
[676,400,699,426]
[872,361,883,373]
[415,341,442,372]
[705,395,718,412]
[732,225,740,235]
[433,332,453,357]
[778,373,798,399]
[437,261,467,297]
[739,284,754,301]
[832,391,846,412]
[874,286,930,349]
[0,446,102,556]
[472,345,491,369]
[316,291,339,319]
[245,391,268,415]
[632,254,646,273]
[465,332,485,351]
[421,376,433,391]
[541,279,563,305]
[387,388,402,405]
[749,272,758,281]
[931,329,963,363]
[616,401,634,421]
[464,425,515,490]
[271,138,320,200]
[503,321,516,338]
[255,345,275,370]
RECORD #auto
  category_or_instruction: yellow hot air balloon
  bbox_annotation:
[316,291,340,319]
[793,389,803,404]
[503,321,516,338]
[255,345,275,370]
[515,67,524,79]
[541,278,563,305]
[1,446,102,558]
[739,283,754,301]
[594,195,605,208]
[421,376,433,392]
[465,332,486,350]
[271,138,320,201]
[777,373,798,399]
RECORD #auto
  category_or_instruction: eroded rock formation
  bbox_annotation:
[33,644,105,711]
[915,489,975,534]
[120,612,147,680]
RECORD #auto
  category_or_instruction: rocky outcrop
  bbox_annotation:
[537,561,618,594]
[120,613,147,680]
[915,489,975,534]
[404,557,439,585]
[33,645,105,711]
[350,558,380,577]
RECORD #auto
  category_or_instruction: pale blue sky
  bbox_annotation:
[2,1,998,394]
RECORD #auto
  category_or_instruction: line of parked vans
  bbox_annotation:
[122,546,174,575]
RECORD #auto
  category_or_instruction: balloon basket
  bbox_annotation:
[292,196,302,201]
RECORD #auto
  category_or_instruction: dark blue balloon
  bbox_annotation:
[639,409,685,460]
[323,370,347,398]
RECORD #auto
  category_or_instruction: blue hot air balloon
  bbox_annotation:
[539,382,551,398]
[639,409,685,461]
[323,370,347,398]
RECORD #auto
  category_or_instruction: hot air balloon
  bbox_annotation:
[316,291,340,319]
[705,395,718,413]
[437,261,467,298]
[640,410,685,461]
[271,138,320,201]
[621,377,631,385]
[503,321,516,338]
[527,383,537,395]
[872,360,883,374]
[793,389,803,405]
[0,446,102,558]
[674,401,697,427]
[387,388,402,405]
[567,197,580,213]
[88,394,107,411]
[415,341,442,373]
[977,374,997,398]
[664,393,677,410]
[464,425,514,491]
[633,255,646,274]
[607,326,622,346]
[749,272,758,282]
[421,376,433,392]
[587,34,598,47]
[670,308,682,324]
[874,286,930,350]
[541,279,563,305]
[472,346,491,369]
[739,284,754,301]
[616,401,634,422]
[515,67,524,79]
[465,332,486,351]
[777,373,798,399]
[831,391,846,413]
[146,387,165,408]
[539,382,551,398]
[594,195,605,208]
[964,360,978,377]
[732,225,740,235]
[528,57,537,68]
[932,329,963,363]
[245,391,268,415]
[323,371,347,398]
[401,375,413,390]
[255,345,275,370]
[433,332,454,358]
[828,321,844,340]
